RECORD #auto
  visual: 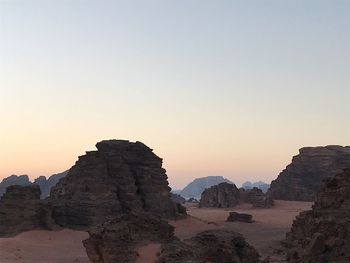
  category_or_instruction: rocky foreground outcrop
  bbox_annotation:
[158,230,261,263]
[269,145,350,201]
[0,185,56,237]
[199,182,240,208]
[283,169,350,263]
[50,140,183,229]
[83,213,174,263]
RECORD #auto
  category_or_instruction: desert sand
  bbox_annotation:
[0,200,312,262]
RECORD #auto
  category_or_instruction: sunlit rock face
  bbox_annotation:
[284,168,350,263]
[50,140,181,229]
[0,185,56,237]
[268,145,350,201]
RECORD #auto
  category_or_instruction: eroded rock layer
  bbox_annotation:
[284,169,350,263]
[269,145,350,201]
[50,140,180,229]
[199,183,240,208]
[0,185,55,237]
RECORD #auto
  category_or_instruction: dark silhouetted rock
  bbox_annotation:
[83,213,174,263]
[269,145,350,201]
[240,187,274,208]
[158,230,261,263]
[199,182,240,208]
[170,193,186,204]
[34,171,68,198]
[50,140,182,229]
[227,212,253,223]
[242,181,270,193]
[180,176,233,199]
[0,185,56,237]
[0,175,31,198]
[284,169,350,263]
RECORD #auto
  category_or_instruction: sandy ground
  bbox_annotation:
[0,200,312,262]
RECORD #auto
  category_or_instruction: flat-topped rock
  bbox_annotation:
[50,140,183,229]
[268,145,350,201]
[199,182,240,208]
[227,212,253,223]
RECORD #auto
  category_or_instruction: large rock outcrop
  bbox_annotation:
[158,230,261,263]
[0,175,31,198]
[0,185,55,237]
[199,182,240,208]
[284,169,350,263]
[240,187,274,208]
[268,145,350,201]
[34,171,68,198]
[83,213,174,263]
[50,140,181,229]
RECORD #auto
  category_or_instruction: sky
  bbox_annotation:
[0,0,349,189]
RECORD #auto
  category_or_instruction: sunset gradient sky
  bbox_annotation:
[0,1,349,189]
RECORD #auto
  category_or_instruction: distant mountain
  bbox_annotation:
[179,176,233,199]
[242,181,270,193]
[0,175,31,197]
[0,171,68,199]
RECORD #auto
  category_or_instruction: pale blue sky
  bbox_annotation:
[0,1,349,188]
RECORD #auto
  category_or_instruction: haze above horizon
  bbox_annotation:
[0,1,349,189]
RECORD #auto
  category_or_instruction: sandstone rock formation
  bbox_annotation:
[284,169,350,263]
[83,213,174,263]
[240,187,273,208]
[199,182,240,208]
[158,230,261,263]
[0,175,31,198]
[170,193,186,204]
[227,212,253,223]
[242,181,269,193]
[268,145,350,201]
[0,185,56,237]
[180,176,233,199]
[50,140,182,229]
[34,171,68,198]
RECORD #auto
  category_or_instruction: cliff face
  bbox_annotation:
[269,145,350,201]
[0,185,55,237]
[199,182,240,208]
[50,140,181,229]
[284,169,350,263]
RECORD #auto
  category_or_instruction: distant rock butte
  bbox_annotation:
[50,140,184,229]
[242,181,270,193]
[268,145,350,201]
[0,175,31,197]
[199,182,240,208]
[284,168,350,262]
[179,176,233,199]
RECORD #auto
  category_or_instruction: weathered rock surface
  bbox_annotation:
[284,169,350,263]
[83,213,174,263]
[0,185,56,237]
[34,171,68,198]
[0,175,31,198]
[199,182,240,208]
[269,145,350,201]
[240,187,274,208]
[50,140,182,229]
[227,212,253,223]
[158,230,261,263]
[180,176,233,199]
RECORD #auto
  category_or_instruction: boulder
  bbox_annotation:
[83,213,174,263]
[226,212,253,223]
[0,185,56,237]
[158,230,261,263]
[170,193,186,204]
[268,145,350,201]
[199,182,240,208]
[50,140,182,229]
[284,168,350,262]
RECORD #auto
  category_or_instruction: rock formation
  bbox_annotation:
[0,175,31,198]
[227,212,253,223]
[242,181,270,193]
[83,213,174,263]
[180,176,233,199]
[240,187,273,208]
[170,193,186,204]
[284,168,350,263]
[158,230,261,263]
[199,182,240,208]
[0,185,56,237]
[34,171,68,198]
[269,145,350,201]
[50,140,182,229]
